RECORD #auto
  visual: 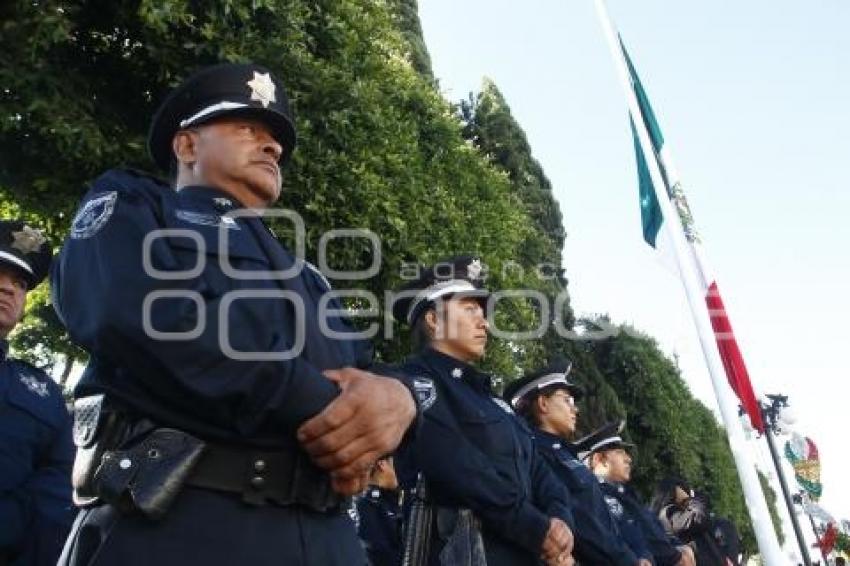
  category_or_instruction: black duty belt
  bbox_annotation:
[186,443,347,512]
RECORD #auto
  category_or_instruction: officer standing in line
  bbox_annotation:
[586,431,696,566]
[504,361,650,566]
[392,256,575,566]
[52,62,417,565]
[0,220,75,565]
[355,456,404,566]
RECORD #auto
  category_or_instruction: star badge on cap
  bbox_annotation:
[246,71,276,108]
[467,258,483,281]
[11,225,47,254]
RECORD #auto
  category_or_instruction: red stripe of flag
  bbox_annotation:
[705,281,765,433]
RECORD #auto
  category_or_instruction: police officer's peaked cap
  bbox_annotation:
[0,220,52,289]
[148,62,297,172]
[392,255,490,325]
[504,358,584,408]
[574,420,634,460]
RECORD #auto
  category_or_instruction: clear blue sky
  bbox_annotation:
[419,0,850,553]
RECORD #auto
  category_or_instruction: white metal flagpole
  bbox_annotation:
[592,1,787,563]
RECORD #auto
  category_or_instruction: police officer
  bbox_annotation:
[52,62,417,565]
[0,220,75,565]
[355,456,403,566]
[392,256,575,566]
[504,361,650,566]
[586,431,695,566]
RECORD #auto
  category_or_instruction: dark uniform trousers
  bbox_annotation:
[398,349,574,566]
[0,344,75,566]
[62,487,361,564]
[52,169,379,565]
[533,430,639,566]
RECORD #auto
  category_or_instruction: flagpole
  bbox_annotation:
[592,1,787,563]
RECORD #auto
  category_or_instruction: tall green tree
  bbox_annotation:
[458,79,575,376]
[388,0,433,80]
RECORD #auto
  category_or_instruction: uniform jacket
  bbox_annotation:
[52,168,374,447]
[356,487,403,566]
[399,348,574,565]
[52,169,382,565]
[533,430,639,566]
[601,481,684,566]
[0,341,75,565]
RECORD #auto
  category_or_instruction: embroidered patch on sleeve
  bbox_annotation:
[70,191,118,239]
[413,377,437,411]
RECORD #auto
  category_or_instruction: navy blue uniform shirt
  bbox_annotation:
[533,429,640,566]
[356,487,402,566]
[599,480,654,564]
[52,169,397,566]
[52,169,374,447]
[399,348,573,564]
[0,341,75,565]
[601,481,684,566]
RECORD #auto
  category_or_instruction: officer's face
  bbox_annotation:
[540,389,579,437]
[0,265,27,338]
[427,296,489,363]
[602,448,632,482]
[176,117,283,207]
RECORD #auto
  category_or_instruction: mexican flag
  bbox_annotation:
[624,41,765,433]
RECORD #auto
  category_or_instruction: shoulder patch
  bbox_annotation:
[412,376,437,411]
[19,371,50,398]
[71,191,118,239]
[604,495,624,519]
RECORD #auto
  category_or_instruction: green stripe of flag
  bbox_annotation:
[632,119,664,248]
[622,38,669,249]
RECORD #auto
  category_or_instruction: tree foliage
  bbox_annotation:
[0,0,555,378]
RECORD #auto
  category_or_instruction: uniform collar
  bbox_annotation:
[0,339,8,363]
[535,428,566,449]
[421,348,493,394]
[176,185,244,212]
[600,478,626,493]
[534,428,582,457]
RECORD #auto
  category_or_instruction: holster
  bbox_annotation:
[94,427,206,520]
[71,395,206,519]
